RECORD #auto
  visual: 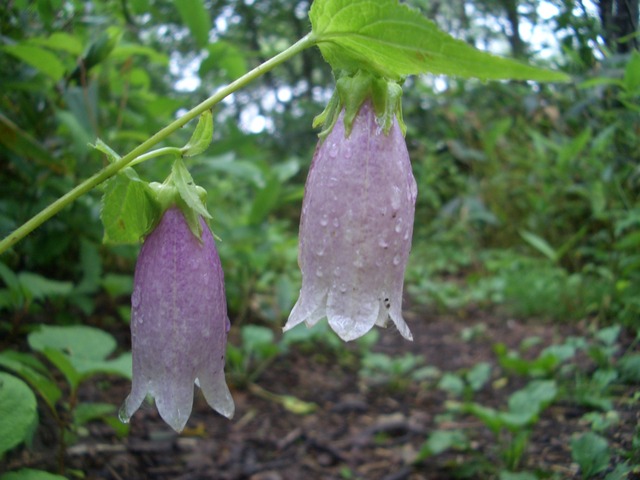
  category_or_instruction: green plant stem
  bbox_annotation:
[128,146,181,167]
[0,33,316,255]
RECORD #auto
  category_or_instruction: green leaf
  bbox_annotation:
[623,51,640,93]
[181,110,213,157]
[174,0,212,48]
[248,175,282,225]
[91,138,121,163]
[111,44,169,65]
[172,158,212,220]
[40,347,81,390]
[0,373,38,456]
[499,472,538,480]
[0,469,68,480]
[519,230,557,262]
[309,0,569,82]
[465,362,491,391]
[617,354,640,383]
[438,372,465,397]
[0,351,62,412]
[27,325,130,384]
[463,403,502,433]
[571,432,610,478]
[29,32,83,55]
[73,402,115,427]
[200,41,247,80]
[100,168,160,244]
[17,272,73,302]
[2,44,66,81]
[417,429,468,460]
[508,380,557,418]
[29,325,116,360]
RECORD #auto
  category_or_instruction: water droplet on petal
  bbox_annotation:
[320,214,328,227]
[404,230,410,240]
[334,266,342,276]
[332,218,340,228]
[339,284,347,293]
[132,287,141,308]
[393,255,401,266]
[379,238,389,248]
[391,185,401,210]
[395,217,404,233]
[344,146,352,159]
[118,402,131,424]
[329,142,338,158]
[315,268,324,278]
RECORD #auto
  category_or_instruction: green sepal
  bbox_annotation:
[181,110,214,158]
[314,70,405,139]
[100,167,161,244]
[148,159,212,240]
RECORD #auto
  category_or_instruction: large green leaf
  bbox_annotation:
[2,44,66,81]
[29,325,115,360]
[0,373,38,455]
[310,0,568,82]
[27,325,131,384]
[0,351,62,412]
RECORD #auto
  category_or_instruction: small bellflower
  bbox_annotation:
[284,100,417,341]
[121,207,234,432]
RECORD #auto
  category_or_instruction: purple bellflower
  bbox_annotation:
[284,100,417,341]
[121,207,234,432]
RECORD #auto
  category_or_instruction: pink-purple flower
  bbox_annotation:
[284,100,417,341]
[121,207,234,432]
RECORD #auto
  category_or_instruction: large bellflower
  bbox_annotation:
[284,100,417,341]
[121,207,234,432]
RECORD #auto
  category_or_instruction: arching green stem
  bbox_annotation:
[0,33,317,255]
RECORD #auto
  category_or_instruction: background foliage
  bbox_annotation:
[0,0,638,478]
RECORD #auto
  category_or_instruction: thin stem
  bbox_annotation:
[128,146,181,167]
[0,33,316,255]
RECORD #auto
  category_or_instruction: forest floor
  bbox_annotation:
[3,304,639,480]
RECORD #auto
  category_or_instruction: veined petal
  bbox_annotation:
[289,99,417,341]
[123,207,234,432]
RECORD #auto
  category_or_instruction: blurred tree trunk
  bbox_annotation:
[499,0,527,58]
[598,0,639,52]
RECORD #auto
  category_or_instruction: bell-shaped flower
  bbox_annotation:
[284,100,417,341]
[121,207,234,432]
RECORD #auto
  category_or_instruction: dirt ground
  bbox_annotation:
[2,306,639,480]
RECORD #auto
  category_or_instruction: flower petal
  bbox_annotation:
[327,288,380,341]
[125,207,234,431]
[198,370,235,419]
[284,284,327,331]
[154,375,195,432]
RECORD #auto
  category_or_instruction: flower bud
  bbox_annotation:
[284,100,417,341]
[121,207,234,432]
